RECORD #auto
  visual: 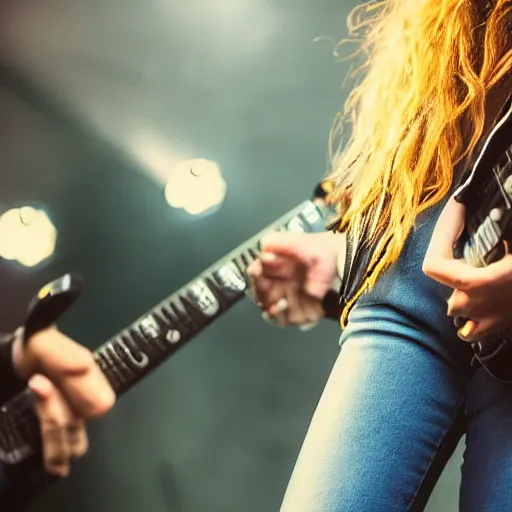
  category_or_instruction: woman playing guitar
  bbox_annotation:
[249,0,512,510]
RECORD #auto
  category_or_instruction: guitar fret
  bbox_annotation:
[159,305,185,340]
[131,319,168,361]
[94,349,109,372]
[113,336,149,371]
[94,348,111,378]
[233,247,258,274]
[128,327,154,357]
[96,346,123,390]
[212,262,247,297]
[148,312,173,352]
[106,344,132,383]
[164,301,194,336]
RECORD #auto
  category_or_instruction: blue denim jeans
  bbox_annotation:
[280,304,512,511]
[281,199,512,511]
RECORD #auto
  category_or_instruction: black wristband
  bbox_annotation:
[0,332,28,405]
[321,289,344,321]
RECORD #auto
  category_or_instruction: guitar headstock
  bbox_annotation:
[23,273,84,343]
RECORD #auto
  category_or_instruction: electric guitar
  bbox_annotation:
[0,198,332,510]
[455,98,512,381]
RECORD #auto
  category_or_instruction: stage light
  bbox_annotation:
[164,158,227,216]
[0,206,57,267]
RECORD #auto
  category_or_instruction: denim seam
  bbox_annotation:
[406,389,466,512]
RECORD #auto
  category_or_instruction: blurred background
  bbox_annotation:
[0,0,463,510]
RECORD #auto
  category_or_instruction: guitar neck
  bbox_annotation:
[93,200,330,395]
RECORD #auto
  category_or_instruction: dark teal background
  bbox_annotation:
[0,1,462,510]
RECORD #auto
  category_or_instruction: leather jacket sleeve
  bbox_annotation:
[0,331,27,406]
[322,287,343,321]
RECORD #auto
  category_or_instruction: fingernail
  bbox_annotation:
[299,322,318,332]
[262,312,272,323]
[458,320,476,340]
[261,253,276,262]
[274,298,289,313]
[28,375,52,397]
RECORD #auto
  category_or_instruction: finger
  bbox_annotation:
[262,311,287,327]
[29,328,95,377]
[250,273,280,311]
[247,259,271,304]
[246,260,264,305]
[267,298,289,317]
[55,366,115,419]
[247,259,262,280]
[255,269,289,312]
[422,197,486,289]
[260,232,316,266]
[260,253,298,280]
[446,289,471,317]
[284,290,310,326]
[429,196,467,259]
[66,421,89,459]
[457,317,504,343]
[262,232,340,300]
[27,329,115,419]
[285,291,324,326]
[476,253,512,285]
[30,375,72,477]
[266,298,290,327]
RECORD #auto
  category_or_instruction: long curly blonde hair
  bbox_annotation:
[328,0,512,299]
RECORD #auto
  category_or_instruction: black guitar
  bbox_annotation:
[455,98,512,381]
[0,198,332,510]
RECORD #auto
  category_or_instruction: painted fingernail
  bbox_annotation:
[458,320,476,340]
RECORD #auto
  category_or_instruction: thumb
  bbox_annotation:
[28,374,55,400]
[260,232,318,266]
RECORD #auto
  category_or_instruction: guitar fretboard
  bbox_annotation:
[92,199,329,395]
